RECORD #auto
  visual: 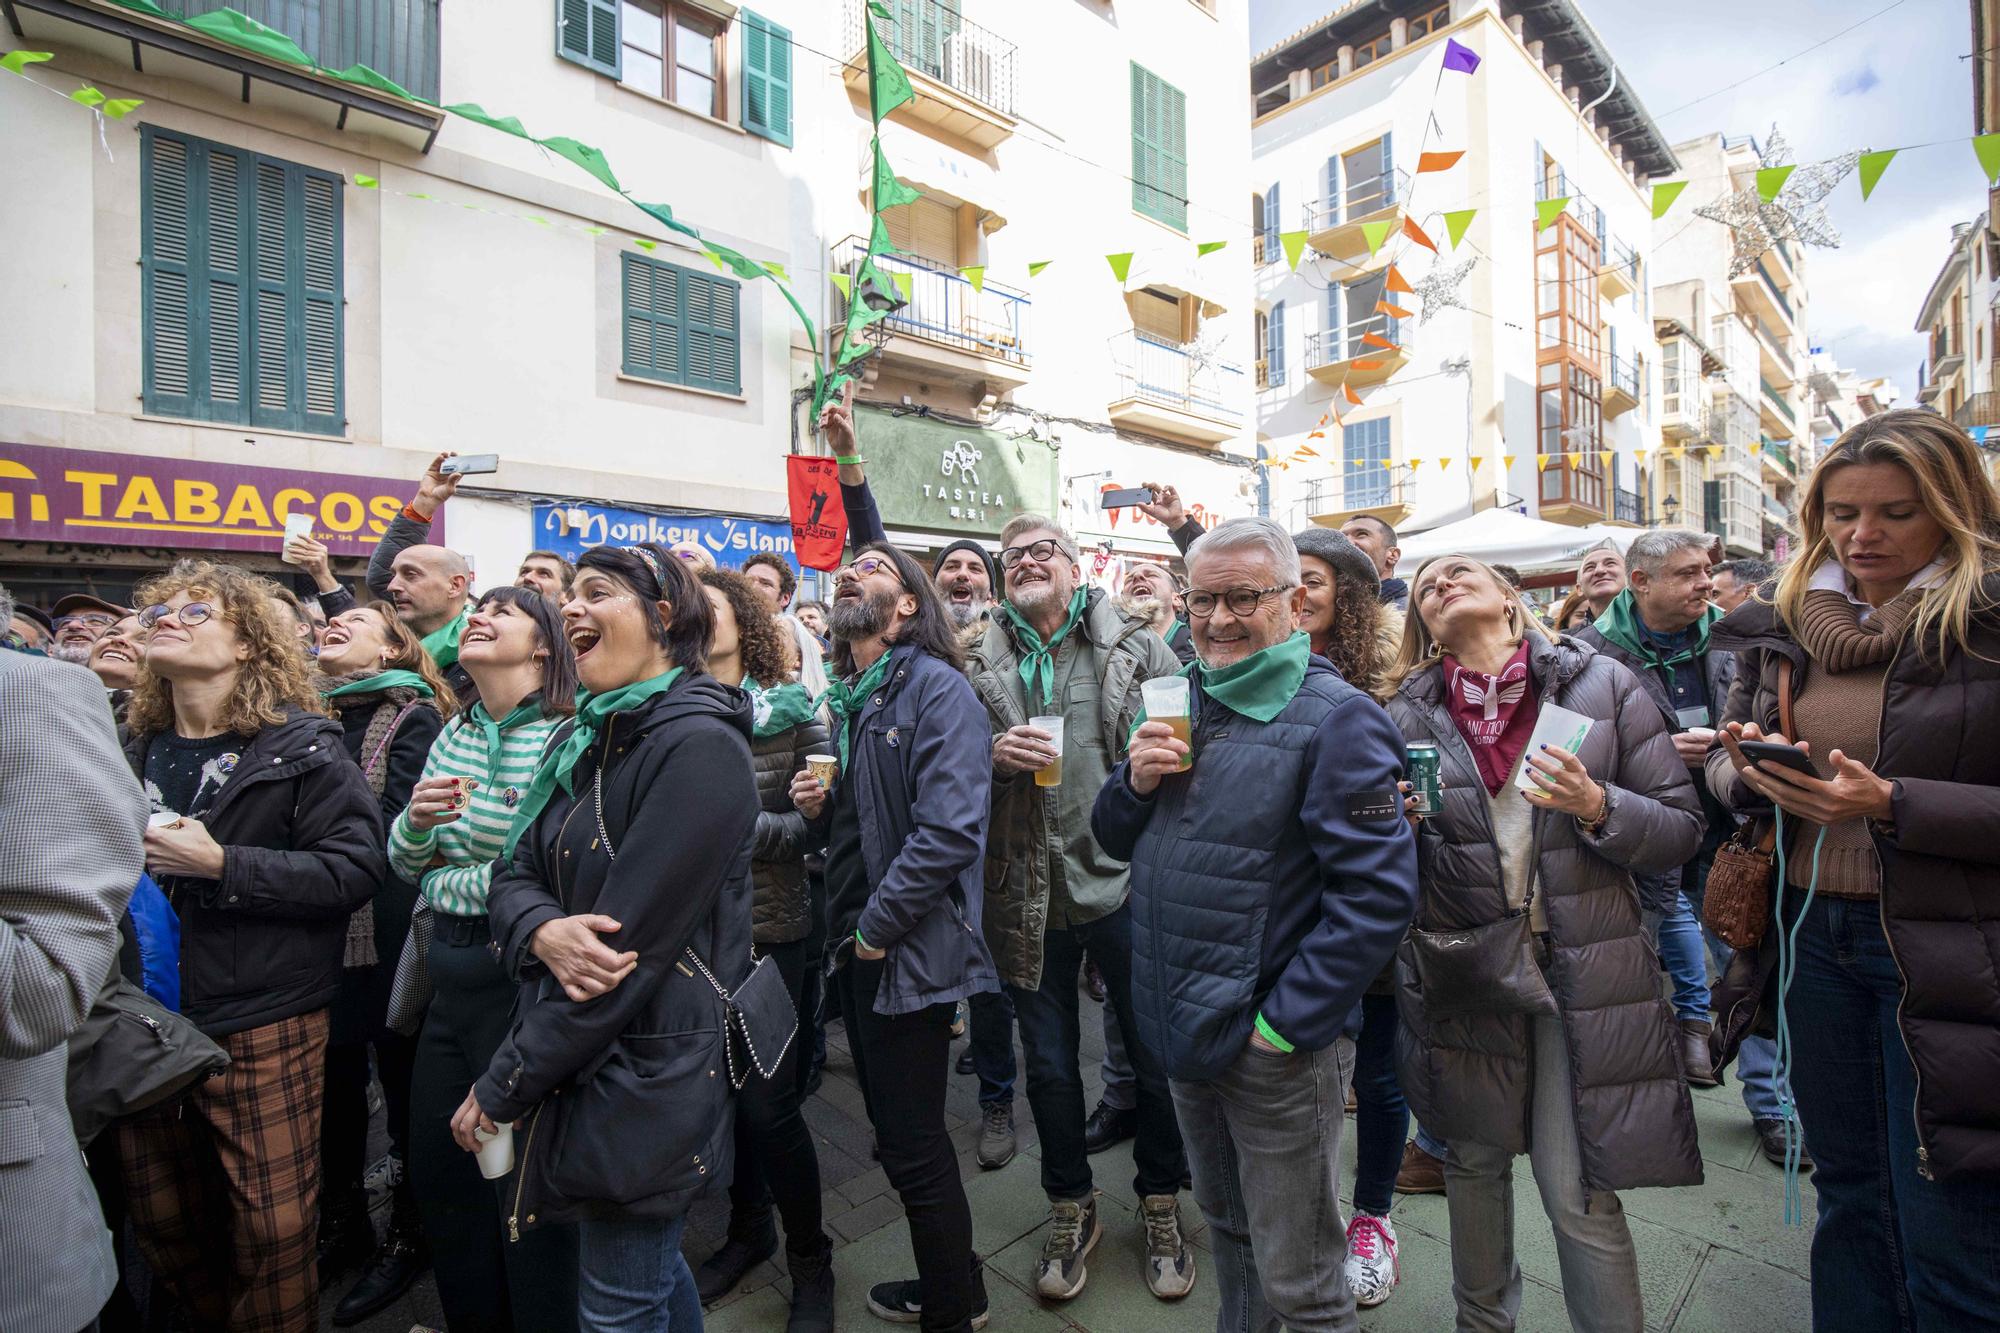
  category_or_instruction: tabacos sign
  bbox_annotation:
[0,443,408,556]
[535,502,799,571]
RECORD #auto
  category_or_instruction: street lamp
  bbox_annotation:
[1661,494,1681,527]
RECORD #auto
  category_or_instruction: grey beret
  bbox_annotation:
[1291,527,1381,595]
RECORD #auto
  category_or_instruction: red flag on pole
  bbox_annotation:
[787,456,848,571]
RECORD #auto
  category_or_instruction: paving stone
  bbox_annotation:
[986,1191,1222,1330]
[828,1189,908,1243]
[1671,1245,1815,1331]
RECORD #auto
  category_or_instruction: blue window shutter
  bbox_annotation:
[142,128,200,422]
[249,157,297,431]
[558,0,621,77]
[1533,139,1544,197]
[1380,132,1396,207]
[1262,182,1279,255]
[1327,283,1340,336]
[299,168,344,435]
[1269,301,1286,386]
[741,10,793,147]
[623,252,684,382]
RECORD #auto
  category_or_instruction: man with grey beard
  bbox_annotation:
[47,593,131,666]
[1116,562,1192,666]
[932,540,997,635]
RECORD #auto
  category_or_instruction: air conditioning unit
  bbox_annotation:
[943,30,1001,101]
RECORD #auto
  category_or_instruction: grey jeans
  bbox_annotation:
[1172,1037,1357,1333]
[1441,1013,1644,1333]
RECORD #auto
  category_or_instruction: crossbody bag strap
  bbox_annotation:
[591,767,735,1003]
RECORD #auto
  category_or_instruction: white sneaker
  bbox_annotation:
[1343,1212,1399,1308]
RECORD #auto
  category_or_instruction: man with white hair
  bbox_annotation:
[1093,517,1418,1332]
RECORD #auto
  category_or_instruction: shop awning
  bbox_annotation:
[1393,508,1640,578]
[861,121,1010,232]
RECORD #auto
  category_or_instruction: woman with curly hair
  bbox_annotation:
[694,568,837,1330]
[310,602,453,1321]
[117,561,387,1333]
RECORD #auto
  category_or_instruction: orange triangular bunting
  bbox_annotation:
[1417,151,1464,173]
[1385,265,1415,294]
[1375,300,1413,318]
[1401,216,1438,253]
[1343,383,1363,405]
[1361,332,1397,351]
[1350,358,1385,371]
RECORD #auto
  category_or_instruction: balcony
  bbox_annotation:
[1763,491,1792,525]
[1760,378,1797,436]
[1535,173,1606,247]
[1303,473,1413,531]
[1304,317,1407,388]
[1954,391,2000,429]
[1761,437,1795,480]
[1106,331,1245,447]
[1750,314,1795,388]
[1733,258,1797,336]
[1599,237,1640,301]
[1612,487,1643,526]
[843,0,1017,149]
[1302,169,1410,264]
[1660,375,1712,440]
[6,0,444,148]
[831,238,1030,392]
[1931,325,1966,379]
[1604,356,1642,418]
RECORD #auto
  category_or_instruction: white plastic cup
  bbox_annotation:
[474,1121,515,1179]
[1029,715,1065,786]
[147,809,184,829]
[1140,677,1193,770]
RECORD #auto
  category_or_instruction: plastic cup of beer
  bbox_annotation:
[1029,716,1065,787]
[806,754,838,789]
[1141,677,1193,770]
[474,1121,515,1180]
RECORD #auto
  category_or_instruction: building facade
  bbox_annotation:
[1250,0,1675,545]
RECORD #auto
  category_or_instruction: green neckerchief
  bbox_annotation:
[465,698,545,786]
[503,668,682,856]
[1592,590,1721,672]
[1000,587,1090,710]
[420,606,470,671]
[821,651,894,770]
[746,678,819,739]
[1192,630,1313,723]
[321,668,435,701]
[1167,617,1188,645]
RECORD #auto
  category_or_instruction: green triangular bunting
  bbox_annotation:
[1535,197,1569,232]
[70,85,105,108]
[103,97,144,118]
[1106,252,1135,282]
[539,136,620,193]
[865,16,915,124]
[1650,181,1688,219]
[830,273,852,299]
[1196,240,1228,256]
[0,50,53,75]
[447,102,531,139]
[1442,209,1477,249]
[1977,134,2000,186]
[1279,229,1309,270]
[1856,149,1897,200]
[1361,219,1393,256]
[960,265,986,292]
[1755,165,1795,203]
[872,141,920,210]
[1028,260,1052,277]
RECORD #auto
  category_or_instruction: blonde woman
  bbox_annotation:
[117,561,386,1331]
[1384,554,1702,1333]
[1707,409,2000,1330]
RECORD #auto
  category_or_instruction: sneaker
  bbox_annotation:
[1343,1213,1399,1309]
[1082,1100,1135,1155]
[1035,1195,1103,1300]
[362,1152,403,1200]
[1753,1117,1816,1171]
[865,1279,989,1329]
[976,1102,1017,1170]
[1394,1140,1446,1195]
[1140,1194,1195,1300]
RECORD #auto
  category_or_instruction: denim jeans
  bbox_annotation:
[576,1211,702,1333]
[967,988,1016,1109]
[1781,893,2000,1331]
[1443,1013,1643,1333]
[1008,903,1184,1200]
[1173,1037,1357,1332]
[1099,999,1136,1113]
[1414,1122,1449,1160]
[1349,992,1409,1218]
[1654,888,1709,1022]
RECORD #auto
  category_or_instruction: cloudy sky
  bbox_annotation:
[1250,0,1978,397]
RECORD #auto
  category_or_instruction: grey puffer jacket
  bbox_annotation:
[750,713,831,946]
[1387,634,1705,1193]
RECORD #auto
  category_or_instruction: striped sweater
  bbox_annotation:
[389,703,561,917]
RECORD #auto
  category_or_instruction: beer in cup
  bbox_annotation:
[1030,715,1064,787]
[1141,677,1193,770]
[806,754,838,789]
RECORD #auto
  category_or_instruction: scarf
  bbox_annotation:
[321,668,435,701]
[1442,642,1538,795]
[1001,588,1090,710]
[466,698,546,785]
[746,678,820,739]
[317,671,439,969]
[821,651,894,770]
[1793,583,1924,674]
[503,668,682,856]
[1592,590,1721,673]
[421,606,470,671]
[1192,630,1312,723]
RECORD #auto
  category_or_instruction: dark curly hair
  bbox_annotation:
[1317,575,1392,699]
[699,568,788,686]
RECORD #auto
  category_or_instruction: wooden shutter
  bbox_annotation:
[299,169,344,435]
[558,0,621,77]
[883,197,956,266]
[1130,64,1187,232]
[1133,290,1182,342]
[682,270,742,394]
[623,252,683,381]
[740,10,793,146]
[1268,300,1286,386]
[142,129,198,420]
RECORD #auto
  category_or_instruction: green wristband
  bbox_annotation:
[835,455,864,466]
[1253,1012,1295,1054]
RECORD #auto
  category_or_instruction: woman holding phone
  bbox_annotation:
[1384,553,1702,1333]
[1707,410,2000,1330]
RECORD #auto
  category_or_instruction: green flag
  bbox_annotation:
[830,273,853,299]
[0,50,53,75]
[865,16,914,124]
[1755,165,1795,203]
[891,270,913,303]
[70,85,105,108]
[761,261,789,282]
[869,212,894,256]
[1650,180,1688,219]
[539,136,619,193]
[1360,218,1393,256]
[332,64,414,101]
[1279,229,1309,270]
[1535,197,1569,232]
[1442,209,1476,249]
[184,10,313,66]
[447,102,531,139]
[354,173,379,189]
[1028,260,1052,277]
[1106,252,1134,282]
[1856,149,1897,200]
[103,97,143,118]
[1977,134,2000,186]
[960,265,986,292]
[1196,240,1228,256]
[635,200,699,239]
[871,140,920,210]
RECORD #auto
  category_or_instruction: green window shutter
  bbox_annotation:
[622,252,684,382]
[682,270,742,394]
[142,128,198,421]
[1130,64,1187,232]
[740,10,793,147]
[621,253,741,394]
[199,142,252,423]
[1159,78,1187,233]
[250,158,295,431]
[557,0,621,78]
[299,168,345,436]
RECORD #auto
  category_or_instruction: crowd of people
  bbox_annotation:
[3,404,1998,1333]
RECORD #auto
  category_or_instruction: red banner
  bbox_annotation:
[787,455,847,572]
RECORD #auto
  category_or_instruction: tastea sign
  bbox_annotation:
[858,409,1058,538]
[534,502,798,570]
[0,443,409,556]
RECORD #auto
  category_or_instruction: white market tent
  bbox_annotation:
[1392,508,1642,579]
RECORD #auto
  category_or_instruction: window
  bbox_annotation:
[882,196,960,266]
[621,252,742,394]
[141,127,343,435]
[1131,63,1188,232]
[1255,310,1268,388]
[1132,288,1185,343]
[1323,134,1394,222]
[1267,301,1286,387]
[1258,182,1280,264]
[1407,4,1450,38]
[1535,211,1604,512]
[558,0,622,76]
[1328,271,1390,359]
[619,1,724,118]
[1352,32,1392,69]
[1344,417,1392,506]
[738,10,792,145]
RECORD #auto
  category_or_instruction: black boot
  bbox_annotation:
[331,1192,430,1327]
[315,1188,374,1287]
[786,1241,836,1333]
[695,1220,778,1305]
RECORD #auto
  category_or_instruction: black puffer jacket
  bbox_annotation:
[750,713,830,946]
[123,708,387,1037]
[1386,635,1705,1192]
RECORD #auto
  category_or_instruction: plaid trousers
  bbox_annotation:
[120,1008,331,1333]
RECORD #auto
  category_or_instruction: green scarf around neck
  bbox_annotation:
[466,697,544,785]
[1192,630,1313,723]
[1001,587,1090,710]
[503,668,681,856]
[421,606,470,671]
[821,650,894,770]
[746,678,820,739]
[1592,590,1721,671]
[321,669,435,701]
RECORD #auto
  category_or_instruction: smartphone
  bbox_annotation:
[440,453,500,476]
[1736,740,1817,776]
[1100,485,1155,509]
[280,512,313,561]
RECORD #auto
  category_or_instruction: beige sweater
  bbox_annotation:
[1783,661,1889,899]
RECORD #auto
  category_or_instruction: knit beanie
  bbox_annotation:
[1291,527,1381,595]
[932,538,999,590]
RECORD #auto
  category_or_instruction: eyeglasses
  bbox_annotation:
[835,555,898,582]
[138,602,218,632]
[999,539,1071,570]
[1176,585,1293,619]
[56,613,117,631]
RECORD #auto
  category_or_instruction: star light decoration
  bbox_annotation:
[1694,126,1862,278]
[1411,255,1477,325]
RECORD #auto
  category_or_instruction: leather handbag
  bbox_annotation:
[1401,906,1558,1023]
[66,964,229,1148]
[1701,658,1795,951]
